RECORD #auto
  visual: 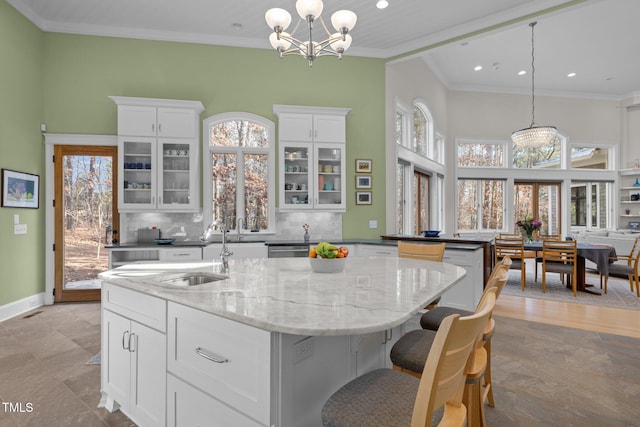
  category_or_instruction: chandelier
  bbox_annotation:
[265,0,357,67]
[511,22,557,148]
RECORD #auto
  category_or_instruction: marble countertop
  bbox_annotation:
[99,257,466,336]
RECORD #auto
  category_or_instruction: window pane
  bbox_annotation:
[414,172,429,234]
[513,137,561,169]
[396,164,404,233]
[244,154,268,231]
[212,153,237,227]
[571,185,587,226]
[211,120,269,148]
[481,180,504,230]
[457,143,504,167]
[571,147,609,169]
[457,180,478,230]
[413,106,426,156]
[395,111,403,145]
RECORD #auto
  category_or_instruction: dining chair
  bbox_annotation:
[542,239,578,296]
[321,290,496,427]
[419,256,512,409]
[398,241,446,308]
[534,234,561,282]
[495,236,529,291]
[388,288,499,427]
[599,239,640,297]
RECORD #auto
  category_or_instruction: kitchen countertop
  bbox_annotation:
[99,257,466,336]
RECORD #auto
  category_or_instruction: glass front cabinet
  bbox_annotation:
[112,96,204,212]
[275,105,350,212]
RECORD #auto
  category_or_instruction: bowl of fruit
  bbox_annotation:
[309,242,349,273]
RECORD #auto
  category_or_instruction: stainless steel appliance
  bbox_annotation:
[267,245,309,258]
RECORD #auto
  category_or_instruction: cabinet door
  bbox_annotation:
[313,114,346,143]
[157,139,198,211]
[280,142,313,209]
[130,321,166,427]
[118,137,157,211]
[102,310,132,413]
[167,374,264,427]
[118,106,157,137]
[314,143,345,210]
[278,113,313,141]
[157,108,197,138]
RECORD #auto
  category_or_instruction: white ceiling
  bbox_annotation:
[7,0,639,100]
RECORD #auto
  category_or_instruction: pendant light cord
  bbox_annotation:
[529,21,537,128]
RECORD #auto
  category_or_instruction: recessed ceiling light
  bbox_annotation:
[376,0,389,9]
[518,70,527,76]
[567,72,576,78]
[474,65,482,71]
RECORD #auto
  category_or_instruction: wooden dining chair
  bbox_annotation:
[494,236,528,291]
[419,256,512,409]
[599,237,639,296]
[534,234,561,282]
[398,241,446,308]
[599,240,640,297]
[542,239,578,296]
[321,290,496,427]
[388,288,499,427]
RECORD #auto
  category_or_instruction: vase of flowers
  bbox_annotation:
[516,216,542,243]
[303,223,310,242]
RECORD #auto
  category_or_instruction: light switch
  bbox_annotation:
[369,220,377,229]
[14,214,19,225]
[14,224,27,235]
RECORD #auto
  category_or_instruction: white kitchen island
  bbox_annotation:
[99,257,466,427]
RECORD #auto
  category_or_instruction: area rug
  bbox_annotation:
[501,269,640,311]
[88,351,101,365]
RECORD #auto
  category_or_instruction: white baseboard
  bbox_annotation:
[0,293,46,323]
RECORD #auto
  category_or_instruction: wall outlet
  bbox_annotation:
[369,220,377,229]
[293,337,314,364]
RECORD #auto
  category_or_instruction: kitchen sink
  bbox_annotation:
[160,272,227,287]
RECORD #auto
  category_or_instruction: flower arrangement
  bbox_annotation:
[303,223,310,242]
[302,223,310,232]
[516,216,542,242]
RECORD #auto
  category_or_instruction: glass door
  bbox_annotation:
[315,144,344,209]
[54,145,119,302]
[514,181,561,237]
[281,143,312,209]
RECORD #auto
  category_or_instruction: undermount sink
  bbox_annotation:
[160,272,227,287]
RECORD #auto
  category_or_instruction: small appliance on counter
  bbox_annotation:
[138,228,161,243]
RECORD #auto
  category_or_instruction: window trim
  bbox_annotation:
[202,112,276,234]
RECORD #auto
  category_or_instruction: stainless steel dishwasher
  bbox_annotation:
[267,245,310,258]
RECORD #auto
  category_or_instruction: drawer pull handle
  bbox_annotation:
[195,347,229,364]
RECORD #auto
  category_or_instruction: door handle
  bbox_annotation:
[195,347,228,363]
[128,333,137,353]
[122,331,130,350]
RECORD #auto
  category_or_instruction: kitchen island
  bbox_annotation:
[99,257,466,426]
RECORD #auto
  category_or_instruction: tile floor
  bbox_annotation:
[0,303,133,427]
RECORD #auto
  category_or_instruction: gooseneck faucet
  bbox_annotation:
[200,219,233,273]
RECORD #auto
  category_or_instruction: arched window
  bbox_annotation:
[202,113,275,234]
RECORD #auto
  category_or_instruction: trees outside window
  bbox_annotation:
[457,179,504,231]
[204,114,275,232]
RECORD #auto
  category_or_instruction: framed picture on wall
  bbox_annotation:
[356,191,372,205]
[355,175,372,189]
[1,169,40,209]
[355,159,372,173]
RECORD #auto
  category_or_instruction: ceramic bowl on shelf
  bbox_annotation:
[310,257,346,273]
[422,230,441,238]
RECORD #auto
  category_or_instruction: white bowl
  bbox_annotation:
[310,257,347,273]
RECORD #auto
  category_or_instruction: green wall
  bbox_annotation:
[0,1,45,306]
[0,14,387,307]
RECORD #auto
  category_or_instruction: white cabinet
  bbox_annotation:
[202,242,268,261]
[100,283,167,427]
[275,105,350,211]
[619,169,640,229]
[111,96,204,212]
[108,246,203,268]
[439,247,483,311]
[278,112,346,143]
[167,302,272,426]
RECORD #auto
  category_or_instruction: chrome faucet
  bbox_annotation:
[200,219,233,273]
[236,217,245,242]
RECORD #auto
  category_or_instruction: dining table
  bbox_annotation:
[523,241,616,295]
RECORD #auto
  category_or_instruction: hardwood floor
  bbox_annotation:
[495,294,640,339]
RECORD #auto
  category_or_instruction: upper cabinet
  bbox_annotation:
[274,105,350,211]
[110,97,204,212]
